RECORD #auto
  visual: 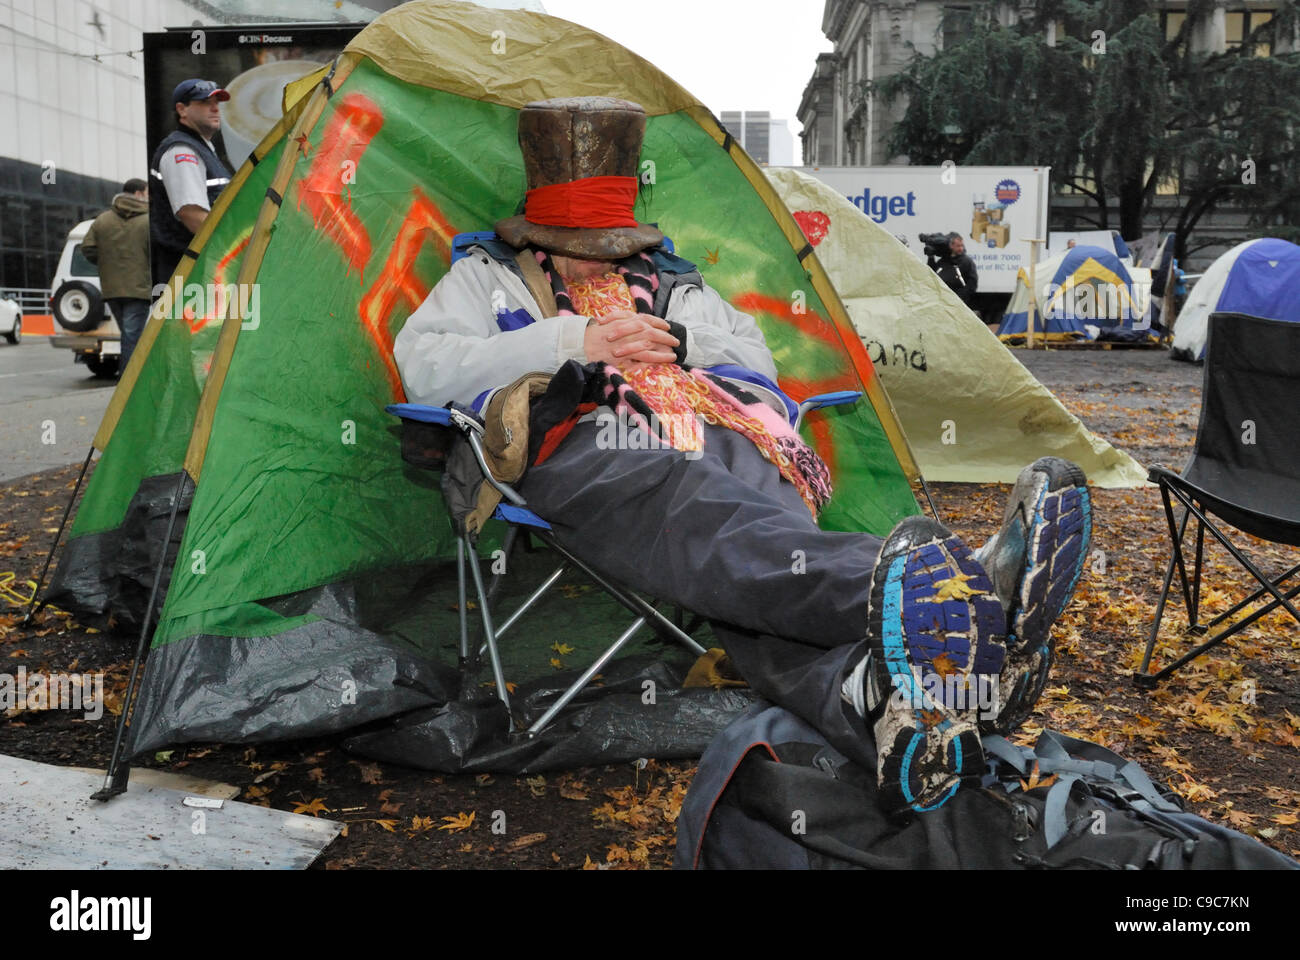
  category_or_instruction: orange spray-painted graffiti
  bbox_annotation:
[188,233,252,335]
[358,188,459,400]
[731,292,875,475]
[294,92,383,277]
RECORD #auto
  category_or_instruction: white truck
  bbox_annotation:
[48,220,122,379]
[784,165,1051,295]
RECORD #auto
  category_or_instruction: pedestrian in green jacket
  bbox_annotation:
[82,179,151,371]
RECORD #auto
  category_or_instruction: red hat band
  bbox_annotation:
[524,175,639,229]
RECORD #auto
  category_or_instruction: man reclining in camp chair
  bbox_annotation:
[394,97,1092,816]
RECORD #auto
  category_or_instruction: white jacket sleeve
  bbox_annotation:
[669,282,780,383]
[394,257,590,407]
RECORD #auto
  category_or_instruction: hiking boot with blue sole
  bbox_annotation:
[975,457,1092,735]
[864,516,1007,817]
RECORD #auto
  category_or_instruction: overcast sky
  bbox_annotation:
[541,0,833,140]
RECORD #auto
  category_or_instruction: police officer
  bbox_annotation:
[149,78,233,286]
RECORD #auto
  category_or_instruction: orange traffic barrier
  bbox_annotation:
[22,314,55,336]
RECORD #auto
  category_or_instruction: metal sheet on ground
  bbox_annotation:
[0,755,341,869]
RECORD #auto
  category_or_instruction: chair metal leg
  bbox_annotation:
[465,543,513,729]
[536,530,707,657]
[1138,581,1300,685]
[1136,483,1300,687]
[1171,488,1300,626]
[527,617,647,737]
[1136,548,1181,688]
[1189,516,1206,633]
[486,526,519,604]
[489,563,568,646]
[1198,561,1300,632]
[1161,489,1197,624]
[1136,488,1194,688]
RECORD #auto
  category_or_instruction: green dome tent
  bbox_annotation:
[44,0,924,769]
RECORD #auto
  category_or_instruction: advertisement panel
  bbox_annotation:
[787,166,1051,294]
[144,25,366,173]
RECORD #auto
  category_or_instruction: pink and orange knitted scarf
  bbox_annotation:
[538,250,832,517]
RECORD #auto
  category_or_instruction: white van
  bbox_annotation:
[49,220,122,378]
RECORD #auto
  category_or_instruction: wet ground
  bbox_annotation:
[3,345,1297,869]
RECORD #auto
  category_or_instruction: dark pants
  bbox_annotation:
[107,297,149,371]
[519,419,885,763]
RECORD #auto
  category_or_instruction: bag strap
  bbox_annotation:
[981,735,1033,776]
[515,248,559,319]
[1037,730,1181,814]
[987,730,1183,849]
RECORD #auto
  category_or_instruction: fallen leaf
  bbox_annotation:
[437,811,476,832]
[559,782,589,801]
[1018,762,1058,793]
[505,832,547,851]
[929,574,980,601]
[293,798,331,817]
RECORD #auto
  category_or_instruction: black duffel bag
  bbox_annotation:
[675,703,1298,870]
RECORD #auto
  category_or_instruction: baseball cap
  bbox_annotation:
[172,78,230,104]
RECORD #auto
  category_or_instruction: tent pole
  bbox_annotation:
[1025,237,1045,350]
[92,470,190,803]
[21,446,95,627]
[918,477,941,525]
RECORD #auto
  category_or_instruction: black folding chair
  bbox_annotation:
[1135,312,1300,687]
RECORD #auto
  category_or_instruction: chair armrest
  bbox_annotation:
[386,402,485,435]
[386,403,454,426]
[386,404,476,472]
[795,391,862,429]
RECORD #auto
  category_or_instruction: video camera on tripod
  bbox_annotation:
[920,232,954,259]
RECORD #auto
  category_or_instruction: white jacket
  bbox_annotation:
[393,246,784,414]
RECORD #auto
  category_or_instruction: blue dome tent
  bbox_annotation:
[1171,238,1300,362]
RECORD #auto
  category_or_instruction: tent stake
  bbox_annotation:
[21,446,95,627]
[92,470,190,803]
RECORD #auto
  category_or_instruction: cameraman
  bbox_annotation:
[927,232,978,308]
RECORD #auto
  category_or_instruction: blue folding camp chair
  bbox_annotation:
[387,390,859,735]
[388,232,860,736]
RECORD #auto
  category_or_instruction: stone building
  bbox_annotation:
[796,1,1294,263]
[799,1,1293,168]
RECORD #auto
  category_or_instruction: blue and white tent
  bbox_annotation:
[999,244,1145,342]
[1171,238,1300,362]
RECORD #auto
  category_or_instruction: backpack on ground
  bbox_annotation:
[674,702,1298,870]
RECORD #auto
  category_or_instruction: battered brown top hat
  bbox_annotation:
[495,97,664,260]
